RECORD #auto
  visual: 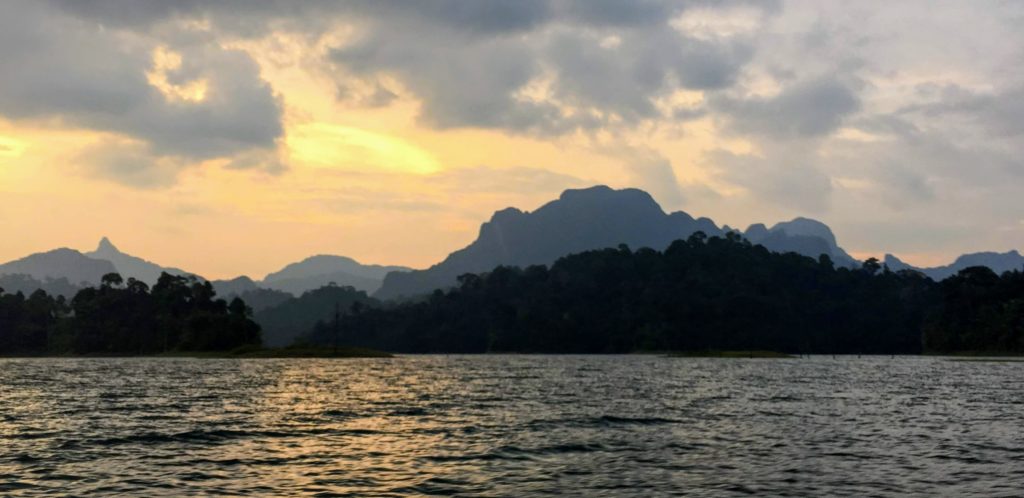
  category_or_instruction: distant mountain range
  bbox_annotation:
[0,248,116,288]
[885,251,1024,281]
[259,255,409,296]
[375,186,860,299]
[87,237,193,285]
[0,239,410,300]
[3,185,1022,305]
[740,218,858,268]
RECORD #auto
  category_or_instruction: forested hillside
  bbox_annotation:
[0,273,260,355]
[308,233,1024,355]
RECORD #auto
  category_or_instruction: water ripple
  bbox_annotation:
[1,356,1023,496]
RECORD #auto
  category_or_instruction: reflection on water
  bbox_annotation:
[2,356,1023,496]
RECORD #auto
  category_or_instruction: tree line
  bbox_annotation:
[305,233,1024,355]
[0,273,260,355]
[4,234,1023,356]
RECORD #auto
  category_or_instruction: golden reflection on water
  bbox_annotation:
[244,359,470,489]
[3,356,1024,496]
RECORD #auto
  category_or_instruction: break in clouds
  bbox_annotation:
[2,0,1024,252]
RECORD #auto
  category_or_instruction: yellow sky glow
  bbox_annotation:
[0,17,1005,280]
[287,122,440,175]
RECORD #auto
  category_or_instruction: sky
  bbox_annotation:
[2,0,1023,279]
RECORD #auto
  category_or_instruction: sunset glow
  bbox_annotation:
[2,1,1022,279]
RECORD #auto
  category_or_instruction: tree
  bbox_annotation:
[303,234,944,354]
[0,271,263,355]
[101,272,124,288]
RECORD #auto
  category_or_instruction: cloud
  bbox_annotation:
[41,0,768,136]
[336,81,399,108]
[431,166,589,194]
[332,34,553,131]
[595,147,686,209]
[898,84,1024,139]
[0,1,283,185]
[325,1,768,134]
[541,29,752,126]
[625,157,685,209]
[872,163,935,209]
[10,0,1024,262]
[223,149,287,176]
[710,149,832,213]
[712,76,861,138]
[74,139,185,189]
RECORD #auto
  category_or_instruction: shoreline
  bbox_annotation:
[0,346,393,359]
[5,350,1024,359]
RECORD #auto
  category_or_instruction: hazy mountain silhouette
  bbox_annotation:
[375,186,722,300]
[210,276,261,297]
[254,285,378,347]
[209,276,291,312]
[744,218,858,268]
[5,187,1019,303]
[0,273,82,298]
[86,237,193,286]
[262,255,410,295]
[1,236,398,300]
[885,251,1024,280]
[0,248,116,286]
[375,186,867,300]
[233,288,293,313]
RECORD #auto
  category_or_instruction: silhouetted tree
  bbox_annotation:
[304,235,948,354]
[0,272,261,355]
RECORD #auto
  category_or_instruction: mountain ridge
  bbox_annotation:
[374,185,858,300]
[885,251,1024,280]
[86,237,193,286]
[260,255,410,295]
[0,248,117,286]
[3,186,1020,301]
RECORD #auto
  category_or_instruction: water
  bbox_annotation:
[1,356,1023,496]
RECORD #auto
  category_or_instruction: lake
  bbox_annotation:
[2,356,1022,496]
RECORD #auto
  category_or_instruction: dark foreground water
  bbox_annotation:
[2,356,1023,496]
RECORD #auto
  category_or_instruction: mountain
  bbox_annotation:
[233,288,293,313]
[0,273,82,298]
[85,237,192,286]
[262,255,410,295]
[210,276,291,312]
[253,285,378,347]
[375,185,867,300]
[210,276,261,297]
[885,251,1024,280]
[0,248,117,286]
[1,238,405,303]
[313,232,931,354]
[744,218,858,268]
[375,185,723,300]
